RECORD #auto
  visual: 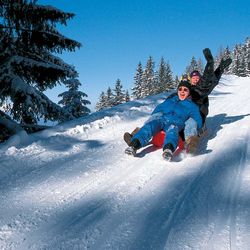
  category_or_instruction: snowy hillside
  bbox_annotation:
[0,75,250,250]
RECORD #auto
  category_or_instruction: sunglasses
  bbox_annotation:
[178,87,189,92]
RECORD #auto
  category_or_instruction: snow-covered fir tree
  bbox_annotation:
[174,75,179,85]
[215,46,225,69]
[113,79,126,106]
[106,87,114,108]
[164,61,175,90]
[197,58,204,73]
[97,87,115,110]
[0,0,82,139]
[155,57,167,94]
[125,90,130,102]
[131,62,144,99]
[185,56,198,75]
[141,56,156,97]
[58,78,91,120]
[239,44,247,77]
[223,47,232,74]
[223,46,232,60]
[96,79,130,111]
[155,57,174,94]
[95,92,107,111]
[230,44,245,77]
[185,56,203,75]
[243,37,250,76]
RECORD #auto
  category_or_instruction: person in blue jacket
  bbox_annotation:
[125,80,202,160]
[124,48,232,154]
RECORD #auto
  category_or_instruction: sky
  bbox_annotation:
[39,0,250,110]
[1,75,250,249]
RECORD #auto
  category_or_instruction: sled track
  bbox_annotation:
[228,134,248,249]
[161,125,249,249]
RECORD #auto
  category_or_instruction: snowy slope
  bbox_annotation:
[0,75,250,250]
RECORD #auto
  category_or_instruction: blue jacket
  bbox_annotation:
[151,94,202,130]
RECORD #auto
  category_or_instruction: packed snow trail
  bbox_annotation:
[0,76,250,250]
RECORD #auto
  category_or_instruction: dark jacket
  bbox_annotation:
[190,60,221,124]
[190,89,209,124]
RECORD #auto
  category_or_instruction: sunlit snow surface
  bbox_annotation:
[0,76,250,250]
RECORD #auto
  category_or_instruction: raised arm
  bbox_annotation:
[197,48,219,96]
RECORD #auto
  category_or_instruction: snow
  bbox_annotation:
[0,75,250,250]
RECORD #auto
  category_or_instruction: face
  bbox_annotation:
[190,76,200,85]
[178,86,190,100]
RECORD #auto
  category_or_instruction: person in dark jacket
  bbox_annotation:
[184,48,232,152]
[125,80,202,161]
[189,48,232,123]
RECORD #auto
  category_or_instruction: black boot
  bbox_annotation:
[162,143,174,161]
[203,48,214,63]
[130,139,141,149]
[125,139,141,156]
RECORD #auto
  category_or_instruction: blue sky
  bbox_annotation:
[40,0,250,110]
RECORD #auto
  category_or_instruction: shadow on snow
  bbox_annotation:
[130,140,249,249]
[199,113,250,155]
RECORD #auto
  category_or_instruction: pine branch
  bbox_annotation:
[0,25,81,49]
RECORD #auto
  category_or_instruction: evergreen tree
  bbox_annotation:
[239,44,246,77]
[223,46,232,59]
[174,75,179,86]
[125,90,130,102]
[222,46,232,74]
[240,47,246,76]
[0,0,81,138]
[243,37,250,76]
[132,62,144,99]
[156,57,174,93]
[227,37,250,77]
[106,87,114,108]
[230,44,245,77]
[113,79,126,106]
[185,56,199,75]
[58,78,91,119]
[96,87,114,110]
[96,91,107,111]
[165,61,175,90]
[155,57,166,93]
[141,56,156,97]
[197,58,204,73]
[215,46,225,69]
